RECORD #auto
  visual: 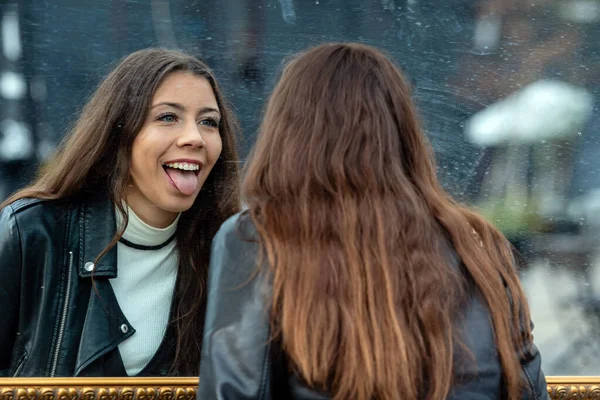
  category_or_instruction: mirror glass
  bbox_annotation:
[1,0,598,376]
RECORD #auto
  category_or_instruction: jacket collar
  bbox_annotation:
[73,194,132,375]
[78,195,118,278]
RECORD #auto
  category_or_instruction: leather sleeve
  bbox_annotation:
[198,214,332,399]
[0,206,23,376]
[448,299,549,400]
[512,251,550,399]
[198,214,275,400]
[519,327,550,400]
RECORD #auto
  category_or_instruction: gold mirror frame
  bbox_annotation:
[0,377,599,399]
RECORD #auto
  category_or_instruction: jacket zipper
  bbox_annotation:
[50,251,74,377]
[13,353,27,377]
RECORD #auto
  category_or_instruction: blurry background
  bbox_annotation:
[0,0,598,375]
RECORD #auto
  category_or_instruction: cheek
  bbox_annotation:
[209,135,223,163]
[130,146,145,173]
[131,135,147,161]
[130,136,157,177]
[132,133,162,165]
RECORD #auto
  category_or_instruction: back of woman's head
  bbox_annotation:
[243,43,531,400]
[245,43,437,205]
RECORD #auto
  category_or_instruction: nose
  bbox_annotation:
[177,121,206,148]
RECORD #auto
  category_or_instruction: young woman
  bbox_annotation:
[198,43,549,399]
[0,48,241,377]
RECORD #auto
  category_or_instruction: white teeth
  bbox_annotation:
[164,162,200,171]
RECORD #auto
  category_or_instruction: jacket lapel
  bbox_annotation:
[75,197,135,375]
[74,279,135,375]
[78,197,118,279]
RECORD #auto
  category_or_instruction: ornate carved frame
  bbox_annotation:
[0,377,598,399]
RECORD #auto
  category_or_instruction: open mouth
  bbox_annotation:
[162,162,202,195]
[162,162,201,176]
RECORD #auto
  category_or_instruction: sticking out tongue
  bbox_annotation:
[165,168,199,196]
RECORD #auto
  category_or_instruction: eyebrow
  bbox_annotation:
[151,102,220,116]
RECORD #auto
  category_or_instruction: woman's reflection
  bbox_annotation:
[0,48,241,377]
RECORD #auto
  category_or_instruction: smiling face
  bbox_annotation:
[126,71,222,228]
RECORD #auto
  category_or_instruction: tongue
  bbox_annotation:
[166,168,199,196]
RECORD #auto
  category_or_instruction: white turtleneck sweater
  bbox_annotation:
[111,206,180,376]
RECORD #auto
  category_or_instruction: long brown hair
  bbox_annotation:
[243,43,532,399]
[1,48,241,374]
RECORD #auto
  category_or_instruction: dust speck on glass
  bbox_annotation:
[1,0,599,376]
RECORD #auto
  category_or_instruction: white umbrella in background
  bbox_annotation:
[464,79,594,218]
[465,79,594,146]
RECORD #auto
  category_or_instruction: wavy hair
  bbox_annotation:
[2,48,241,374]
[243,43,531,399]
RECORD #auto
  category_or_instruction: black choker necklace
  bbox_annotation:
[118,232,177,251]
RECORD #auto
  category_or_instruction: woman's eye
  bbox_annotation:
[199,118,219,128]
[157,113,178,123]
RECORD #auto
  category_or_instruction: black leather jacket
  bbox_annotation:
[198,212,549,399]
[0,196,176,377]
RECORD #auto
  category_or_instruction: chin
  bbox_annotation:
[162,197,197,214]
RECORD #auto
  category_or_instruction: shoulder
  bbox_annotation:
[3,197,69,216]
[4,197,47,214]
[213,210,259,250]
[0,199,61,265]
[1,198,72,225]
[209,211,262,281]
